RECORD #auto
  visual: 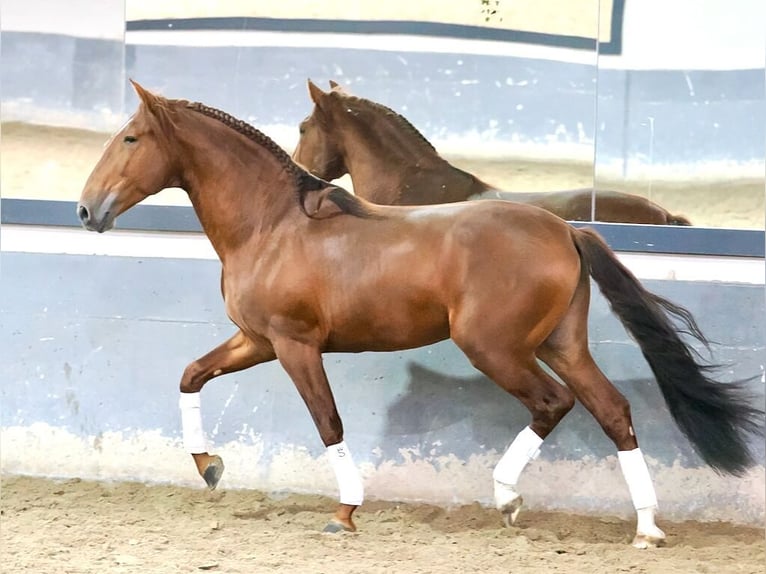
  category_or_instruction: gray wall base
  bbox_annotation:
[1,251,763,524]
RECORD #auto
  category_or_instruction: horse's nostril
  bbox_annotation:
[77,204,90,223]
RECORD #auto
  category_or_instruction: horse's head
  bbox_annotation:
[77,80,180,232]
[292,79,348,182]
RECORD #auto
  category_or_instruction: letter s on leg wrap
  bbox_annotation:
[327,441,364,506]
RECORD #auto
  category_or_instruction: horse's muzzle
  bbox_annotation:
[77,201,114,233]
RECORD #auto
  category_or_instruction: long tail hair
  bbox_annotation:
[573,227,764,475]
[667,213,693,226]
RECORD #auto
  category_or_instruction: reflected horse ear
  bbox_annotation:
[307,79,328,106]
[328,80,350,96]
[301,185,345,219]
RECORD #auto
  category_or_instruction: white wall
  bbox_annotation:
[0,0,125,40]
[609,0,766,70]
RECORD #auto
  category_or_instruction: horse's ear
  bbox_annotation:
[329,80,339,89]
[130,79,160,109]
[307,79,327,106]
[302,185,344,219]
[130,78,169,121]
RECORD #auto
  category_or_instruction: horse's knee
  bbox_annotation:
[180,361,205,393]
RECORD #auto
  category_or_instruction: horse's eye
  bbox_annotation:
[123,135,137,144]
[299,126,306,135]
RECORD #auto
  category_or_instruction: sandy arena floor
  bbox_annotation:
[1,475,764,574]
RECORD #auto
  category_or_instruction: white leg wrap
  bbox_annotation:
[618,448,658,510]
[179,392,207,454]
[327,441,364,506]
[493,426,543,486]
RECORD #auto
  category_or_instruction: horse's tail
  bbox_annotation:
[667,213,693,226]
[572,227,764,475]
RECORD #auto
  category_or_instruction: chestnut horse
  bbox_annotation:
[293,80,692,226]
[78,82,761,548]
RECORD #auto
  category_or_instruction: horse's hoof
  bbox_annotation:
[494,480,523,527]
[322,520,354,534]
[500,495,523,527]
[202,455,225,490]
[631,533,666,549]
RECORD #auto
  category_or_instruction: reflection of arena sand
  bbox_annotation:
[1,476,763,573]
[451,157,765,230]
[2,122,763,230]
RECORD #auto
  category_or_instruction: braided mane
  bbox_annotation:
[344,95,438,154]
[185,100,323,191]
[183,99,375,218]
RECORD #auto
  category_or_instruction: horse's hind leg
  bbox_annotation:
[538,283,665,548]
[179,330,275,489]
[455,336,576,526]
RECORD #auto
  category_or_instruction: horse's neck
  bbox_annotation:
[175,116,298,258]
[340,115,488,204]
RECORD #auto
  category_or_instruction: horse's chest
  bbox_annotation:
[222,264,308,337]
[221,274,270,333]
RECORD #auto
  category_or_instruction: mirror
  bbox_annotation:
[593,0,766,229]
[0,0,126,204]
[4,1,763,230]
[122,0,601,211]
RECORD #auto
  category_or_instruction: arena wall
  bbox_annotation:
[1,235,763,525]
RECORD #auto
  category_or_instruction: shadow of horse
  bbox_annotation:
[382,362,705,466]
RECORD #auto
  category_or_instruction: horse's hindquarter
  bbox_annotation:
[312,210,457,352]
[319,202,581,352]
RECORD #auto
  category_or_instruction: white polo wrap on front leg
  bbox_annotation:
[179,392,207,454]
[493,426,544,486]
[618,448,658,510]
[327,441,364,506]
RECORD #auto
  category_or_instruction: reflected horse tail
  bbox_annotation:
[572,227,764,475]
[667,213,693,226]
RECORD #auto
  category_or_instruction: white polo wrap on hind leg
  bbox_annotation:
[327,441,364,506]
[618,448,658,510]
[179,392,207,454]
[493,426,544,486]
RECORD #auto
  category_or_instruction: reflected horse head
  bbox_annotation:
[292,79,351,182]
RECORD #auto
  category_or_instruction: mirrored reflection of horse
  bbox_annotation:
[293,80,692,226]
[78,82,761,548]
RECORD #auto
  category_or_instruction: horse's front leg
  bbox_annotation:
[274,338,363,533]
[179,330,275,489]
